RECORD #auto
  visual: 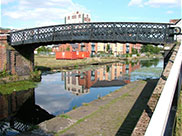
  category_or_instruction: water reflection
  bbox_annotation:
[0,59,163,129]
[62,62,141,95]
[0,88,54,134]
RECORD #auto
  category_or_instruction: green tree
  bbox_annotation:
[106,44,110,52]
[66,46,70,51]
[141,44,161,54]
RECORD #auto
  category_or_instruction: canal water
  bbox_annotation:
[0,59,163,135]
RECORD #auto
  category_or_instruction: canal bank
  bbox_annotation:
[19,79,158,136]
[34,55,162,71]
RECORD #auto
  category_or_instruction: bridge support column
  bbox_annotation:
[0,34,35,76]
[10,45,35,76]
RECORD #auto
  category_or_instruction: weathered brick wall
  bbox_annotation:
[0,29,35,76]
[0,45,7,72]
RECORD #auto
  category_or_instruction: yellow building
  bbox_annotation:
[97,42,124,56]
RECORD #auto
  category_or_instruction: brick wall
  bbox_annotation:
[0,45,7,71]
[0,29,34,76]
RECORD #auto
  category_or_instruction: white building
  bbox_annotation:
[64,11,91,24]
[170,19,182,42]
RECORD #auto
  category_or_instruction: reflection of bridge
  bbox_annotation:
[62,62,140,95]
[0,21,181,135]
[0,89,54,132]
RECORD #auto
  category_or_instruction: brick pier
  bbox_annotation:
[0,29,35,76]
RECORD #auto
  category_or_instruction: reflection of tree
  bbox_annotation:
[140,58,160,67]
[106,65,110,73]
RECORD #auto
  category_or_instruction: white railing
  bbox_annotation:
[145,41,182,136]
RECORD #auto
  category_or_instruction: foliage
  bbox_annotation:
[132,48,138,54]
[60,114,71,119]
[29,69,42,82]
[37,46,52,54]
[72,105,77,110]
[0,80,37,94]
[106,65,110,72]
[140,58,159,67]
[66,47,70,51]
[0,69,9,78]
[106,44,110,52]
[141,44,161,54]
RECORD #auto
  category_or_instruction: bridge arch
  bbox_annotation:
[2,22,180,76]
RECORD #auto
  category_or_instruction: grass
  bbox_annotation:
[34,55,119,70]
[82,103,89,106]
[0,80,38,95]
[59,114,71,119]
[174,91,182,136]
[72,105,77,110]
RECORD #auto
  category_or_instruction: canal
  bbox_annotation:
[0,59,163,135]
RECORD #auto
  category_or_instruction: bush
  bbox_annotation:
[29,69,42,82]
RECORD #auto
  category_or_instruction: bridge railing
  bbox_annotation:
[8,22,178,46]
[145,41,182,136]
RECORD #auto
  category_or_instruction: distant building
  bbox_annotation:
[54,43,97,59]
[170,19,182,42]
[65,11,91,24]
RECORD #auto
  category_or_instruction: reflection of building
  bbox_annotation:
[62,62,141,94]
[63,71,97,95]
[96,62,140,84]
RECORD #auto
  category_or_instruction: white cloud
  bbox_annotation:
[128,0,181,7]
[128,0,143,6]
[2,0,15,4]
[166,10,174,14]
[3,0,89,27]
[145,0,180,7]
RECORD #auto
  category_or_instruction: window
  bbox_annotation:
[79,14,81,18]
[68,16,70,20]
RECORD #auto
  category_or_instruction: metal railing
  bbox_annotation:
[8,22,180,46]
[145,41,182,136]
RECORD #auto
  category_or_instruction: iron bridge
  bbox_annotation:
[8,22,181,46]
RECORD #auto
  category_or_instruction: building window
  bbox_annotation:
[68,16,70,20]
[79,14,81,18]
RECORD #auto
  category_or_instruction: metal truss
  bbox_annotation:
[8,22,180,46]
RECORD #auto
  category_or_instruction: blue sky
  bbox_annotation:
[1,0,181,29]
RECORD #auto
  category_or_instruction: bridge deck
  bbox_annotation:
[8,22,179,46]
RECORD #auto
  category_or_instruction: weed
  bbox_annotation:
[0,80,37,94]
[72,105,77,110]
[60,114,71,119]
[97,94,101,99]
[82,103,89,106]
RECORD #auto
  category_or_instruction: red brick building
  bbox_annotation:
[53,43,97,59]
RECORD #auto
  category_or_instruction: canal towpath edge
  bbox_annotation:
[18,79,158,136]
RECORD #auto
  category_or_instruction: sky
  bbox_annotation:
[1,0,182,29]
